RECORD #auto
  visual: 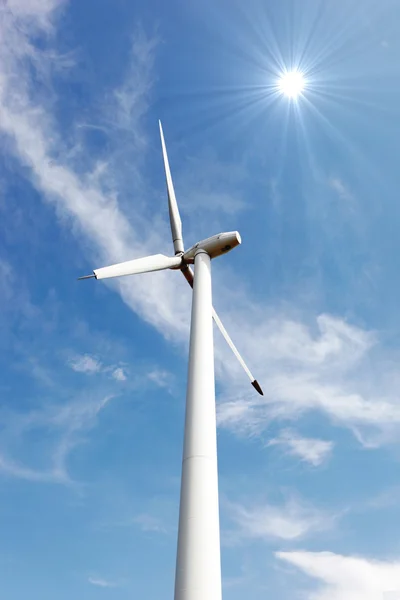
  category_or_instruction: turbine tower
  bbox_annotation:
[79,122,263,600]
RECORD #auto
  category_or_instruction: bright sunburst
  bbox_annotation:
[278,70,306,99]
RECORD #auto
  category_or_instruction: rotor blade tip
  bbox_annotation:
[77,273,96,281]
[251,380,264,396]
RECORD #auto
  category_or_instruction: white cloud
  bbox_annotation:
[247,313,373,368]
[229,497,335,542]
[216,310,400,445]
[112,367,127,381]
[268,429,334,466]
[329,177,353,202]
[88,576,118,588]
[69,354,102,374]
[0,393,113,484]
[0,258,13,300]
[147,368,172,388]
[277,550,400,600]
[5,0,65,29]
[0,453,66,484]
[69,355,128,381]
[0,258,36,319]
[365,486,400,511]
[0,1,191,346]
[112,29,158,139]
[133,513,167,534]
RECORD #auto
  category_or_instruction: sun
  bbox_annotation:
[278,70,306,99]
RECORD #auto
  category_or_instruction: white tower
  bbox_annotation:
[78,122,263,600]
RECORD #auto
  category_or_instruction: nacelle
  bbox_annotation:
[183,231,241,262]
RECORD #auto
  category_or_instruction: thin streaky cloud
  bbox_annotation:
[0,453,69,484]
[88,576,118,588]
[133,513,168,534]
[329,176,353,201]
[227,496,336,542]
[0,5,191,343]
[268,429,334,466]
[0,393,114,485]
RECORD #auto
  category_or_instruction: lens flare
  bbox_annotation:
[278,71,306,99]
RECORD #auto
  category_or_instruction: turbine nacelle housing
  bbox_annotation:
[183,231,241,263]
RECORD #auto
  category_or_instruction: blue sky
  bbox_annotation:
[1,0,400,598]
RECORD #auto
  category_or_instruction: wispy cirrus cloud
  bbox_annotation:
[0,392,113,485]
[0,258,13,301]
[0,348,173,485]
[133,513,167,534]
[329,177,353,202]
[0,453,66,484]
[277,550,400,600]
[4,0,65,26]
[0,259,172,487]
[227,496,336,542]
[111,29,158,139]
[88,576,119,588]
[268,429,334,467]
[147,368,173,389]
[0,0,191,343]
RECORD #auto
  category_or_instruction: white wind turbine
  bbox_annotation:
[79,121,263,600]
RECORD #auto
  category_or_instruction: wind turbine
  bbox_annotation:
[79,121,263,600]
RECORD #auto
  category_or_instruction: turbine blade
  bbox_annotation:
[93,254,182,280]
[180,266,263,395]
[211,308,263,395]
[159,121,184,255]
